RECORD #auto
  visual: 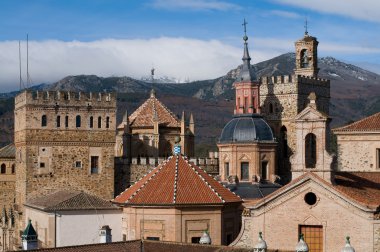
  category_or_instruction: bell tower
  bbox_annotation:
[234,19,260,115]
[294,20,319,77]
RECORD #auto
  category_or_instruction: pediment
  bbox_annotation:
[295,106,328,121]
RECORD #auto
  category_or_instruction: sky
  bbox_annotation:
[0,0,380,92]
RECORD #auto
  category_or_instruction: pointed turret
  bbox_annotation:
[189,113,195,135]
[22,220,38,250]
[234,19,260,115]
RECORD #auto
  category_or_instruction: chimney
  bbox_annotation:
[99,225,112,243]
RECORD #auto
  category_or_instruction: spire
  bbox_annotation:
[304,17,308,36]
[122,110,129,123]
[237,18,256,82]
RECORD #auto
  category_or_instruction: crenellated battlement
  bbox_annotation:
[260,74,329,86]
[15,90,116,109]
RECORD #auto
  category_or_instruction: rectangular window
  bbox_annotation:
[98,117,102,128]
[90,156,99,174]
[106,116,110,128]
[191,237,201,244]
[261,161,268,180]
[40,162,45,168]
[241,162,249,181]
[224,162,229,178]
[75,161,82,168]
[56,116,61,127]
[299,225,323,252]
[146,237,160,241]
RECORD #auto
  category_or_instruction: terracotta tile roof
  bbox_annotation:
[333,111,380,131]
[0,143,15,158]
[23,240,256,252]
[113,155,242,205]
[25,190,119,211]
[128,94,180,128]
[333,172,380,209]
[252,172,380,211]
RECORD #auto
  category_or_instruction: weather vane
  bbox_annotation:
[242,18,248,37]
[304,17,308,35]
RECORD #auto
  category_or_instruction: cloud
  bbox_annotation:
[270,10,302,19]
[1,37,379,92]
[0,38,243,92]
[273,0,380,23]
[149,0,241,11]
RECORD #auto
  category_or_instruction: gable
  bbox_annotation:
[295,106,328,121]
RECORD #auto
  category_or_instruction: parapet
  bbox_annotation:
[260,74,329,86]
[15,90,116,109]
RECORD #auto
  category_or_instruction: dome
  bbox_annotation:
[219,114,275,143]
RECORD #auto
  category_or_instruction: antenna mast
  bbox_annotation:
[26,34,29,88]
[19,41,24,91]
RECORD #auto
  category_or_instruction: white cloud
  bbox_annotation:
[270,10,302,19]
[274,0,380,23]
[0,38,243,92]
[1,37,379,92]
[150,0,241,11]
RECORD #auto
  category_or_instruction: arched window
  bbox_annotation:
[89,116,94,128]
[11,164,15,174]
[76,115,81,128]
[106,116,110,128]
[305,133,317,168]
[269,103,274,114]
[56,116,61,127]
[301,49,309,68]
[1,164,5,174]
[281,126,288,158]
[41,115,47,127]
[98,116,102,128]
[65,115,69,128]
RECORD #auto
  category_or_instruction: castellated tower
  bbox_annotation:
[14,90,116,230]
[260,31,330,183]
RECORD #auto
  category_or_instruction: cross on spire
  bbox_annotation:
[242,18,248,37]
[304,17,308,35]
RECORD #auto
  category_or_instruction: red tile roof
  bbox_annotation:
[333,172,380,209]
[113,155,242,205]
[333,111,380,131]
[128,94,180,128]
[252,172,380,211]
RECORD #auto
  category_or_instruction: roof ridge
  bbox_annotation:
[334,111,380,131]
[183,156,224,203]
[173,155,179,203]
[46,191,82,209]
[125,156,173,203]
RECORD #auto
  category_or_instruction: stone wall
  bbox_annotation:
[335,132,380,171]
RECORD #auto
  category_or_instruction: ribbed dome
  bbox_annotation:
[219,114,274,143]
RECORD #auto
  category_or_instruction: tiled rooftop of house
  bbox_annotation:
[25,190,119,211]
[113,155,242,205]
[251,172,380,211]
[0,143,15,158]
[21,239,281,252]
[333,111,380,131]
[128,90,180,128]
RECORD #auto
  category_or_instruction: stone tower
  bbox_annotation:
[14,90,116,232]
[260,31,330,183]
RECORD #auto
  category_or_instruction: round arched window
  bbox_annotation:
[304,192,317,205]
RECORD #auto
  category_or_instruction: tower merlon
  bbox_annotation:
[15,90,117,109]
